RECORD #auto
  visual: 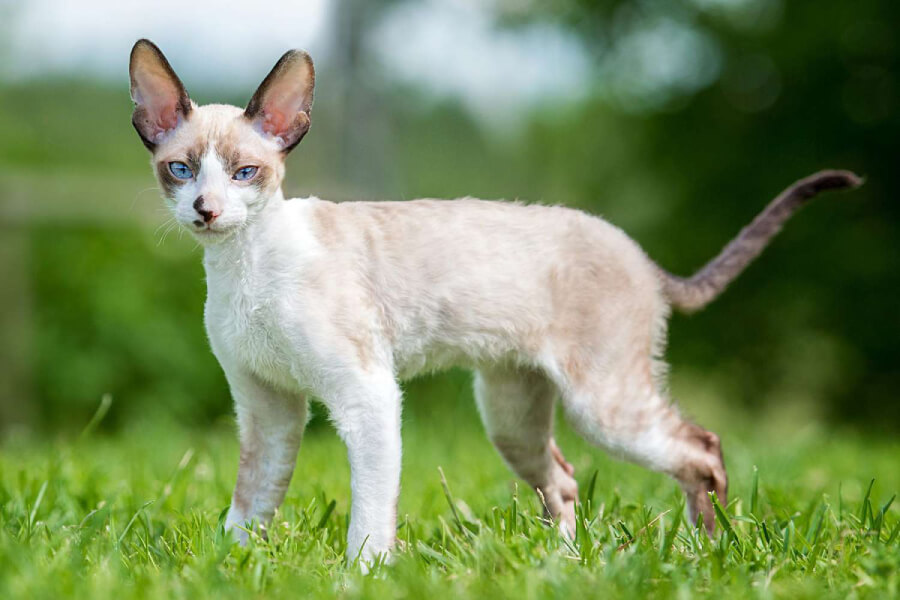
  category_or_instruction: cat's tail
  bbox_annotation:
[658,169,863,314]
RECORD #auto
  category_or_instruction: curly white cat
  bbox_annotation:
[128,38,861,566]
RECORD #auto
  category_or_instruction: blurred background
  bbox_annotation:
[0,0,897,435]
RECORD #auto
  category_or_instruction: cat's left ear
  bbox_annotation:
[244,50,315,153]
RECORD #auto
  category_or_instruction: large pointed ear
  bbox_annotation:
[129,39,192,151]
[244,50,315,153]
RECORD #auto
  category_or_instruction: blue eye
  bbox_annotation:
[168,161,193,180]
[233,166,258,181]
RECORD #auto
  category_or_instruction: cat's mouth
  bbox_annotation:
[190,222,238,242]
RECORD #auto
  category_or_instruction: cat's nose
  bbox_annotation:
[193,196,219,224]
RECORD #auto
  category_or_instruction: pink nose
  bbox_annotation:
[193,196,219,224]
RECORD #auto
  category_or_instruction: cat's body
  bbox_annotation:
[207,194,662,383]
[128,39,861,566]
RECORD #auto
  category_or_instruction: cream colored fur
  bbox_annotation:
[129,39,860,567]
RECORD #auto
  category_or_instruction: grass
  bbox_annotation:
[1,374,899,599]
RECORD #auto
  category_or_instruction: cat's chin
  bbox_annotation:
[190,225,239,244]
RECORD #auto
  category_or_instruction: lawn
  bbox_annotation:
[1,372,898,599]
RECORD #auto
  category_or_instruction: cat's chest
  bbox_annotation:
[204,274,302,388]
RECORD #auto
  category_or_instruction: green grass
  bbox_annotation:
[1,376,898,599]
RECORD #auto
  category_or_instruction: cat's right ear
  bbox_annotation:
[129,39,192,151]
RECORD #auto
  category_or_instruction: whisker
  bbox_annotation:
[155,218,178,247]
[166,222,181,245]
[131,185,161,210]
[153,217,174,238]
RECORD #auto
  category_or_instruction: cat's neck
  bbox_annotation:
[202,188,288,277]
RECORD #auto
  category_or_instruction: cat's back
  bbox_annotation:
[309,196,647,265]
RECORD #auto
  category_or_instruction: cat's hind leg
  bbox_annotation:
[474,366,579,536]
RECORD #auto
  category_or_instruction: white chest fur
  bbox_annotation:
[202,199,324,393]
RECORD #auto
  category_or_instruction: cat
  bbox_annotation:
[128,38,861,565]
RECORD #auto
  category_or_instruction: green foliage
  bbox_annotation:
[29,226,229,427]
[0,81,142,173]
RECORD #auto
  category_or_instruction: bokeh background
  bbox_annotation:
[0,0,897,436]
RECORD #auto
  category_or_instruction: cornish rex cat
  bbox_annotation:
[128,38,861,565]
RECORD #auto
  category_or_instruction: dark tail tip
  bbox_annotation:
[805,169,865,193]
[661,168,864,314]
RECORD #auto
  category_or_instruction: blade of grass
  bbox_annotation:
[806,501,827,545]
[711,491,743,556]
[438,467,471,539]
[874,494,895,539]
[27,480,48,532]
[316,499,336,530]
[617,509,669,551]
[78,394,113,441]
[116,500,154,548]
[583,469,598,513]
[859,479,875,524]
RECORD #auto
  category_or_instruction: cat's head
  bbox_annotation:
[129,39,314,243]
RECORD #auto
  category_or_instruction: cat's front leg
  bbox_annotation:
[320,369,403,567]
[222,367,308,543]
